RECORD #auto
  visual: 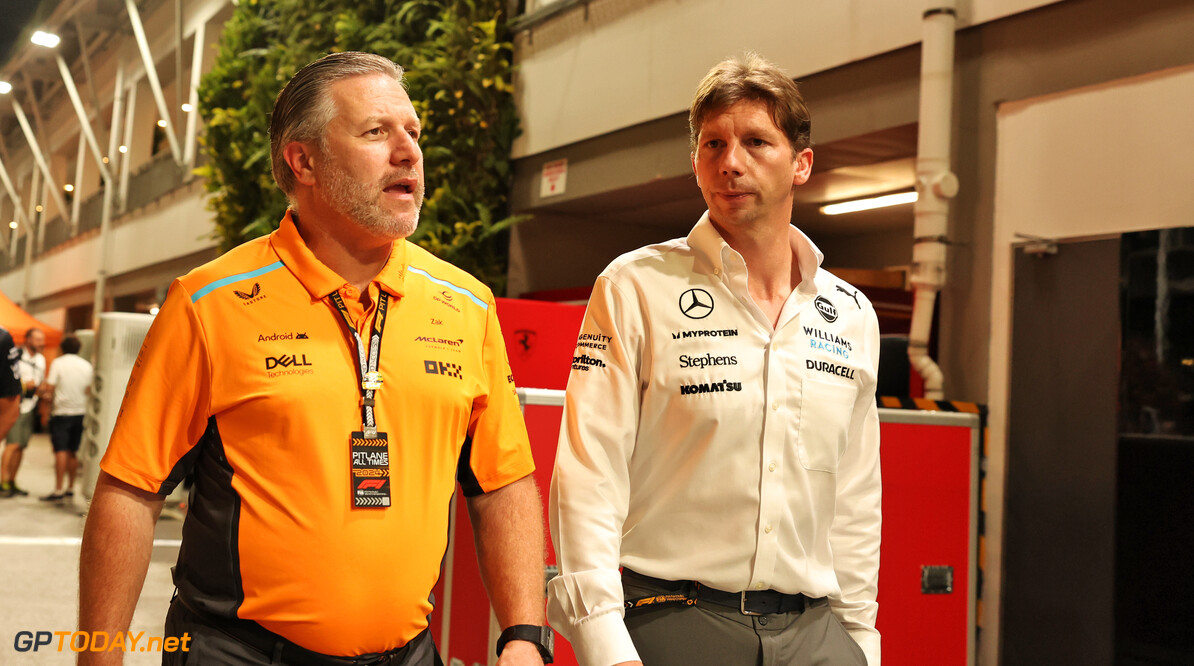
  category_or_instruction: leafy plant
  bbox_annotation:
[196,0,523,293]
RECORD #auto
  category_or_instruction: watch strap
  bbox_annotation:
[496,624,554,664]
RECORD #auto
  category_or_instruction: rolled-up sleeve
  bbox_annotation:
[548,274,643,666]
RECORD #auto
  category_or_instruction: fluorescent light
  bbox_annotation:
[31,31,61,48]
[0,81,11,94]
[820,191,918,216]
[181,103,193,113]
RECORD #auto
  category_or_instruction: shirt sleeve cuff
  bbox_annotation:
[562,610,640,666]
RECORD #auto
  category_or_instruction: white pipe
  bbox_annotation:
[119,82,138,212]
[71,134,86,232]
[908,1,958,401]
[125,0,184,165]
[55,54,114,185]
[183,20,205,170]
[94,63,126,328]
[10,99,71,224]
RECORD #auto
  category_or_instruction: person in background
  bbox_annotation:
[0,326,22,459]
[0,327,46,498]
[38,334,93,501]
[548,53,881,666]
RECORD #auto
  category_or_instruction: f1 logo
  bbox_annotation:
[357,479,386,490]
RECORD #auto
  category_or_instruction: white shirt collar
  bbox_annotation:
[685,211,824,295]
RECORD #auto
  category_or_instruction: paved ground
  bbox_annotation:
[0,433,183,665]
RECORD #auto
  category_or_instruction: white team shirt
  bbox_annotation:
[46,353,93,417]
[18,349,46,414]
[548,213,882,666]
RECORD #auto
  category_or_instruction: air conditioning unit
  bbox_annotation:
[80,312,154,500]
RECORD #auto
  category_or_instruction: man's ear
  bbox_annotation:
[282,141,319,187]
[792,148,813,187]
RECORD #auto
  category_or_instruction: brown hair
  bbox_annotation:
[689,53,811,154]
[269,52,405,199]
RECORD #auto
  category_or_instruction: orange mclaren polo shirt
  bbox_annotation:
[102,211,534,656]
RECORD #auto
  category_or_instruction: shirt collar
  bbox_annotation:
[269,210,408,300]
[685,211,824,294]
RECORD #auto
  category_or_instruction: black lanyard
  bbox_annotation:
[328,289,390,438]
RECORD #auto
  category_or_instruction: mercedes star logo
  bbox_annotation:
[679,288,714,320]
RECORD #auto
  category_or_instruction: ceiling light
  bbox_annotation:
[118,145,128,154]
[8,221,17,229]
[102,156,110,164]
[156,119,167,128]
[31,31,61,48]
[149,306,160,315]
[0,81,11,94]
[64,184,74,192]
[35,205,43,212]
[820,191,918,216]
[181,103,193,113]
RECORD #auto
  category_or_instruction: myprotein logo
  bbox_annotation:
[424,360,463,379]
[679,288,714,320]
[814,296,838,323]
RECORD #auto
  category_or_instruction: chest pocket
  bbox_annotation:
[797,377,857,473]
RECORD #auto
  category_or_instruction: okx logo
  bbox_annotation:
[424,360,462,379]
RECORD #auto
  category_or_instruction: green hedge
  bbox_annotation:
[197,0,523,293]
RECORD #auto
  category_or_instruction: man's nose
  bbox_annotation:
[390,133,421,165]
[720,141,745,176]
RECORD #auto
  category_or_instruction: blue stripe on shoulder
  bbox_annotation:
[190,261,285,303]
[407,267,488,310]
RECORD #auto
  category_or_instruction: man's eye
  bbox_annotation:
[366,128,383,136]
[408,130,420,140]
[747,138,767,147]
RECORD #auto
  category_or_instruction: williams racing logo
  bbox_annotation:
[424,360,463,379]
[814,295,838,323]
[571,354,606,372]
[679,379,742,396]
[264,353,314,378]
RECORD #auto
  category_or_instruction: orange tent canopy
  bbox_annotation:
[0,289,63,350]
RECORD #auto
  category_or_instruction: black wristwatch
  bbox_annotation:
[496,624,554,664]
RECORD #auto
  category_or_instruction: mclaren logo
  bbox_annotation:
[679,288,714,320]
[814,296,838,323]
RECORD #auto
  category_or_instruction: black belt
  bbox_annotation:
[623,569,818,616]
[176,596,426,666]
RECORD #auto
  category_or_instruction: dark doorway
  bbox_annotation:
[1116,228,1194,664]
[1003,239,1120,665]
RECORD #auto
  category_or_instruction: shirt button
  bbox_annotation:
[768,461,777,472]
[756,582,765,589]
[764,524,773,534]
[758,616,769,626]
[713,268,721,276]
[771,401,780,411]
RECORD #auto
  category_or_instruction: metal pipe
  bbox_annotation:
[71,134,86,231]
[93,62,126,329]
[119,82,137,212]
[907,1,958,401]
[124,0,183,164]
[10,99,71,224]
[23,167,40,310]
[183,20,205,171]
[55,54,113,184]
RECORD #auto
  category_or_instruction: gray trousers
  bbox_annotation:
[623,572,868,666]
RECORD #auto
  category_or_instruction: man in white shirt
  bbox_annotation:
[548,54,881,666]
[1,327,46,498]
[39,334,93,501]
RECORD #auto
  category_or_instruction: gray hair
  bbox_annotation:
[269,52,405,200]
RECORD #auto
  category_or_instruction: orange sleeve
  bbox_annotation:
[461,297,535,494]
[100,280,212,495]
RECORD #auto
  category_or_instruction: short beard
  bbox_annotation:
[320,151,424,239]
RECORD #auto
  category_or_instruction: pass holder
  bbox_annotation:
[330,288,393,508]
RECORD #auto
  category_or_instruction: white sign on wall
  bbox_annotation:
[540,159,567,198]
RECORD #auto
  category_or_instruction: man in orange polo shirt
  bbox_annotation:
[78,52,551,666]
